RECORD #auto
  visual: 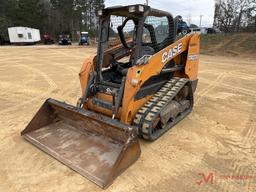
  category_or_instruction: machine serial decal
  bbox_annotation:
[162,42,182,63]
[188,54,199,61]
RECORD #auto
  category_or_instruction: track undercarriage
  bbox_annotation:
[133,77,193,140]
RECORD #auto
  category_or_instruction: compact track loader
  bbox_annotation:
[21,4,200,189]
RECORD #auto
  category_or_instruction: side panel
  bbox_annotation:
[185,33,200,80]
[79,56,96,95]
[120,34,193,124]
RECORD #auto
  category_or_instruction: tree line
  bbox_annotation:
[0,0,105,40]
[213,0,256,32]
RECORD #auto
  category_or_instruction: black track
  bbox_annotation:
[133,77,194,141]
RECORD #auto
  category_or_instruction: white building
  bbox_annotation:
[8,27,41,44]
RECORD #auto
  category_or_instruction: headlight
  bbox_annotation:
[98,10,103,16]
[129,6,135,13]
[138,5,144,12]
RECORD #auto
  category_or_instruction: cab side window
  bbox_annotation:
[145,16,169,44]
[142,27,152,43]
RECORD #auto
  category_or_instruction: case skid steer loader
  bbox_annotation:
[21,4,200,189]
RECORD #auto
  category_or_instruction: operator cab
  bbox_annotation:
[96,4,176,85]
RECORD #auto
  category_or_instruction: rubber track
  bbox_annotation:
[133,77,190,140]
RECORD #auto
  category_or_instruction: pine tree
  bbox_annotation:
[14,0,47,30]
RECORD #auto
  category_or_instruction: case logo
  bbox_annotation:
[162,43,182,63]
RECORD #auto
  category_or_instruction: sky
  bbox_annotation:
[105,0,215,27]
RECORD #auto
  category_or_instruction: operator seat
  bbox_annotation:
[119,45,155,76]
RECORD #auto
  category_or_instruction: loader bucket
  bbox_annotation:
[21,98,141,189]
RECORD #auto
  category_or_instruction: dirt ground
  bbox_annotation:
[0,45,255,192]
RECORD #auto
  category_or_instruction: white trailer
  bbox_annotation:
[8,27,41,44]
